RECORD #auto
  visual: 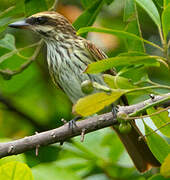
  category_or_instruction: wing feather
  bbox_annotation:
[85,40,116,75]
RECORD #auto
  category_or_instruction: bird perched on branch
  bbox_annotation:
[9,11,160,172]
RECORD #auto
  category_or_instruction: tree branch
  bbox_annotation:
[0,93,169,159]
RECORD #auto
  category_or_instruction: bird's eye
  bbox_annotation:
[36,17,47,24]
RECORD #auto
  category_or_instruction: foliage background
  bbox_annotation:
[0,0,169,179]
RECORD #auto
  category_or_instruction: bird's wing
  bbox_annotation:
[85,40,116,75]
[85,40,108,61]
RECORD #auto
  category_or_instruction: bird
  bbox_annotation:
[9,11,160,172]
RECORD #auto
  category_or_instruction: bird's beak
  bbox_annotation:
[8,19,30,29]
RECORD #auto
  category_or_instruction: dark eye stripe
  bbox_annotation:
[26,16,48,25]
[36,17,48,24]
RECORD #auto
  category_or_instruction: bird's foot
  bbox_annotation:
[68,116,82,131]
[111,104,118,124]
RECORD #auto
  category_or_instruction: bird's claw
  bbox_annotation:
[68,119,77,129]
[68,116,82,131]
[111,104,118,124]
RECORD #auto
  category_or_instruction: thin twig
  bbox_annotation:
[49,0,59,11]
[158,28,168,60]
[81,128,86,142]
[0,42,40,64]
[35,132,40,156]
[126,106,170,120]
[126,93,170,117]
[61,118,67,124]
[0,6,15,17]
[139,122,170,140]
[0,40,43,78]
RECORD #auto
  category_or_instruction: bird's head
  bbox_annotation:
[9,11,76,40]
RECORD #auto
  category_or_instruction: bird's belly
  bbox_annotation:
[47,48,105,104]
[58,66,104,104]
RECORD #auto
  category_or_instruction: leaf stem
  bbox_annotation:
[77,27,164,52]
[140,122,170,139]
[126,106,170,119]
[127,85,170,94]
[128,94,170,117]
[158,27,169,65]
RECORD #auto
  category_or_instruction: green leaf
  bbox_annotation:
[104,0,115,5]
[0,1,25,18]
[32,163,82,180]
[78,27,143,40]
[73,91,125,116]
[0,34,16,50]
[103,74,136,89]
[85,56,159,74]
[154,0,164,9]
[56,128,128,179]
[164,0,170,7]
[162,4,170,40]
[125,19,145,52]
[80,0,92,8]
[135,0,161,28]
[144,123,170,163]
[0,161,33,180]
[160,153,170,178]
[73,0,105,31]
[0,6,15,18]
[72,129,133,179]
[73,128,124,163]
[0,49,18,64]
[24,0,47,16]
[77,27,163,50]
[80,0,110,8]
[116,64,148,83]
[118,51,147,57]
[148,174,170,180]
[147,107,170,137]
[25,146,60,167]
[124,0,135,21]
[124,0,145,52]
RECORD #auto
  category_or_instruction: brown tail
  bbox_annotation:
[112,121,160,172]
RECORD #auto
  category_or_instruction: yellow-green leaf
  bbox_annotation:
[161,153,170,178]
[144,123,170,163]
[147,107,170,137]
[73,91,125,116]
[164,0,170,7]
[103,74,136,89]
[148,174,169,180]
[85,56,159,74]
[0,161,33,180]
